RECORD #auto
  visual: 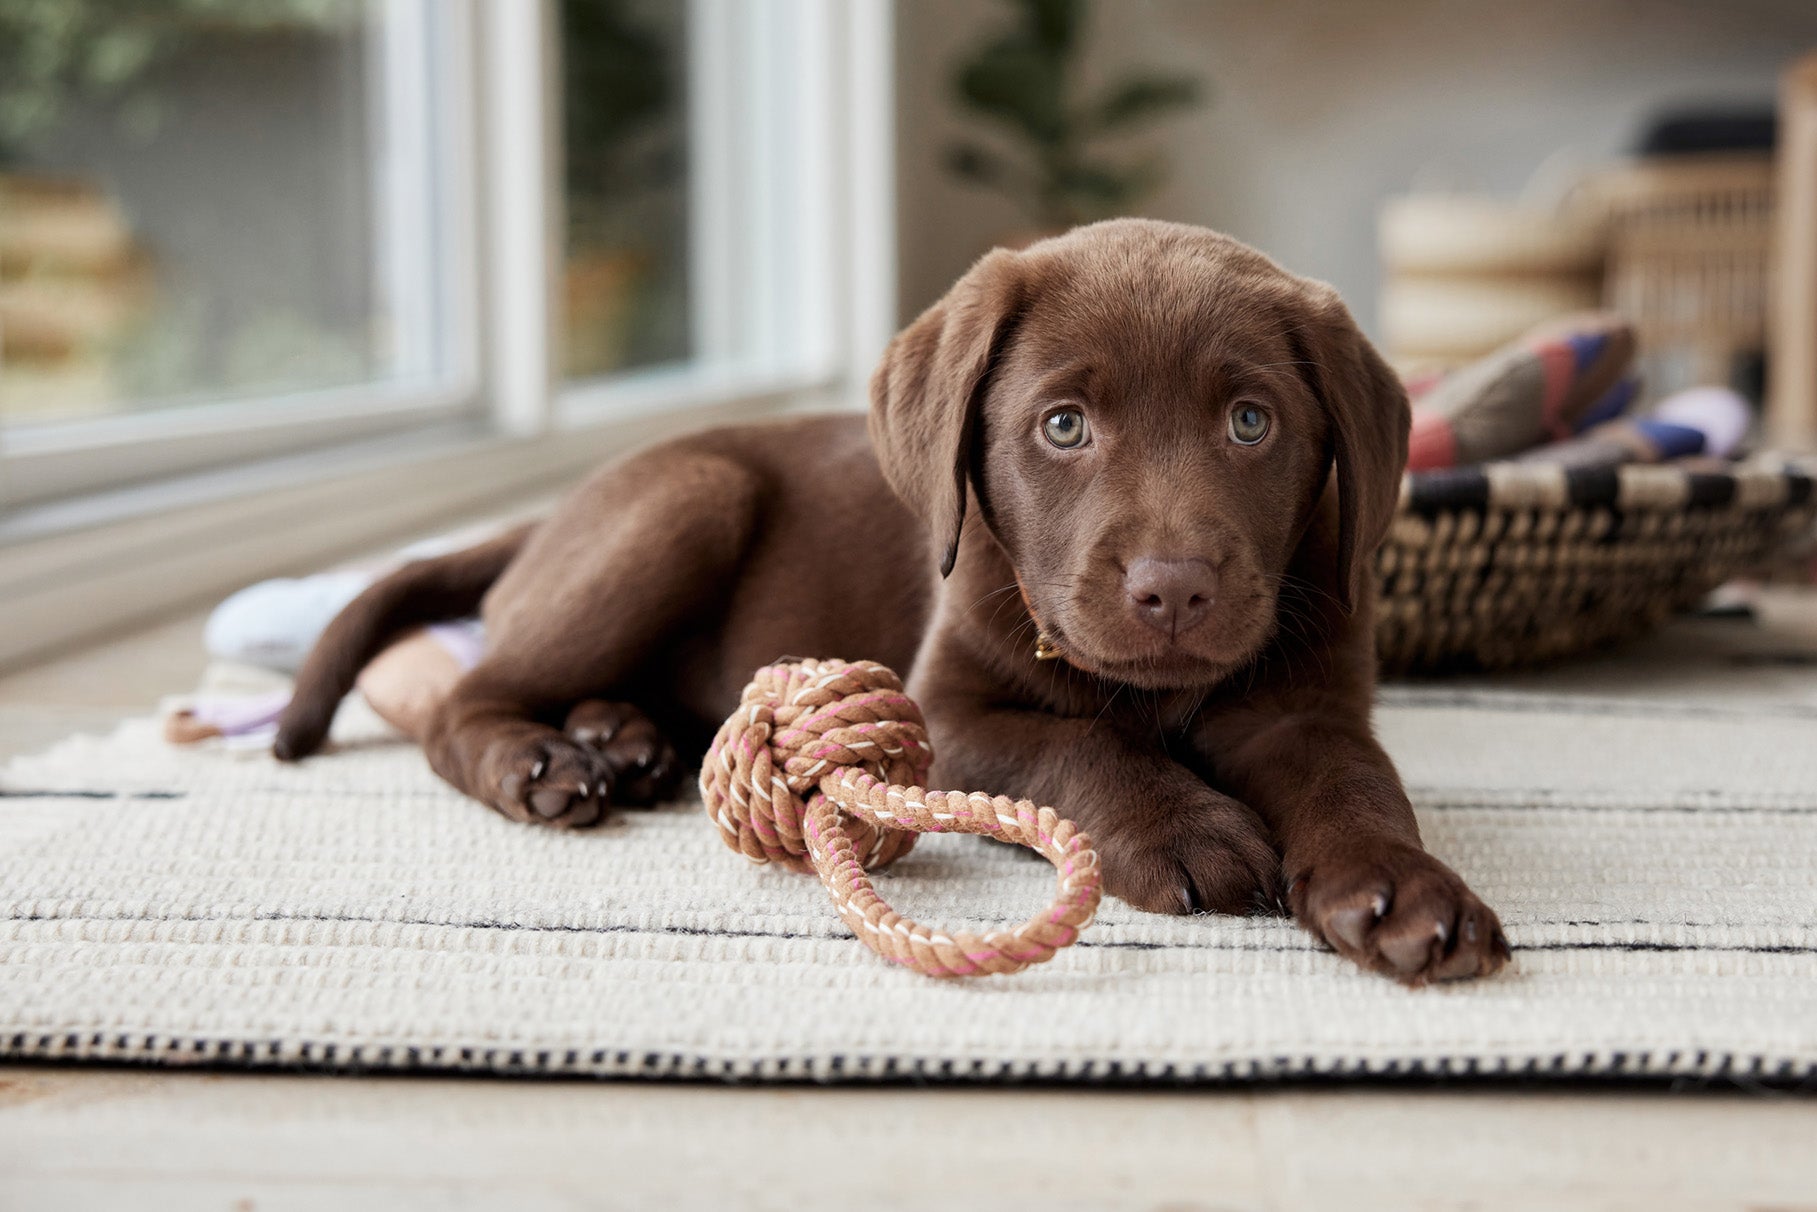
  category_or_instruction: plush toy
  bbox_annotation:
[171,540,490,747]
[700,658,1101,977]
[168,615,483,746]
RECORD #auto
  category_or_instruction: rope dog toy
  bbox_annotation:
[700,657,1102,977]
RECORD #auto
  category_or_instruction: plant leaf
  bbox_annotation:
[945,142,1019,187]
[1088,75,1200,132]
[954,39,1068,146]
[1054,161,1135,205]
[1022,0,1083,54]
[1049,154,1166,219]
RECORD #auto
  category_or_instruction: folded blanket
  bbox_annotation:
[1407,312,1639,471]
[1404,310,1759,476]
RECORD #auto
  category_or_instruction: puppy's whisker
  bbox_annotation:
[1261,568,1346,612]
[969,582,1021,613]
[1087,681,1128,734]
[984,584,1032,629]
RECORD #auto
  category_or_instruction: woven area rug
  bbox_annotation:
[4,661,1816,1084]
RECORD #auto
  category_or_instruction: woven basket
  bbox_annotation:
[1374,459,1817,674]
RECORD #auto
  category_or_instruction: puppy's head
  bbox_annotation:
[870,219,1407,689]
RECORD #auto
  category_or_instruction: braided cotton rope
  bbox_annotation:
[699,658,1102,978]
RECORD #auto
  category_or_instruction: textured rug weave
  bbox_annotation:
[3,675,1816,1084]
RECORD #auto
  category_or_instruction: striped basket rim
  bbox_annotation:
[1400,457,1817,515]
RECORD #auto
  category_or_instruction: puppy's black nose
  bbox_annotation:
[1125,557,1218,639]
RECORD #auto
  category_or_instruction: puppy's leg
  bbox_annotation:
[922,701,1280,915]
[1200,703,1510,985]
[424,451,759,827]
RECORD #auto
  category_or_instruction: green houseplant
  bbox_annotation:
[945,0,1203,233]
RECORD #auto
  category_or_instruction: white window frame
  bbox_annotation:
[490,0,897,433]
[0,0,897,669]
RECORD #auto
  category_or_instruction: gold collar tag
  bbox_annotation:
[1016,575,1064,662]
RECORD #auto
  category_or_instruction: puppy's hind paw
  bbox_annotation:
[564,700,682,807]
[485,733,613,829]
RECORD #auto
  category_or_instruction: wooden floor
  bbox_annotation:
[3,598,1816,1210]
[3,1068,1815,1211]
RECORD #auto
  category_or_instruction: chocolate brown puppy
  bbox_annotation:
[277,219,1508,984]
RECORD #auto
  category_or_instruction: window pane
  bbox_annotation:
[559,0,691,381]
[0,0,432,428]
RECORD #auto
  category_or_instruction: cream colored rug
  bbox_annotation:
[4,664,1816,1084]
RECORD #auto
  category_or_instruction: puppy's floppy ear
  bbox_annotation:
[869,248,1025,576]
[1296,288,1410,614]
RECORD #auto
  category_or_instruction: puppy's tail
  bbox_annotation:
[272,523,534,761]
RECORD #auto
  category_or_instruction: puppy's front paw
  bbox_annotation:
[1098,798,1280,916]
[1290,844,1510,985]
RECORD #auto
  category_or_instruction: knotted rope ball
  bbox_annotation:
[700,658,1102,978]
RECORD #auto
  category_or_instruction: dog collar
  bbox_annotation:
[1015,576,1064,662]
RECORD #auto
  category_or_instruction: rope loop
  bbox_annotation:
[701,657,1101,978]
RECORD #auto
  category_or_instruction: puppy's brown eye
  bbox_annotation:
[1043,408,1090,449]
[1229,402,1270,445]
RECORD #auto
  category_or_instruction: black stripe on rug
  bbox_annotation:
[0,789,185,799]
[8,908,1815,957]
